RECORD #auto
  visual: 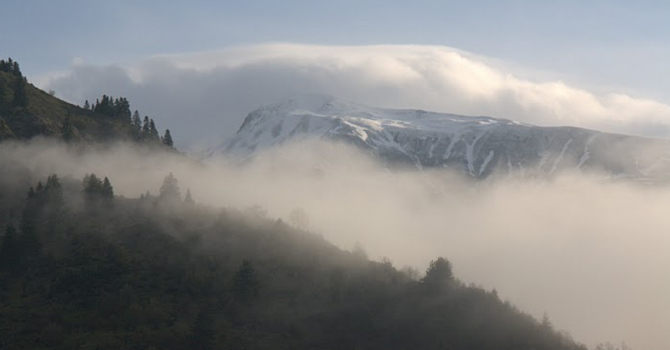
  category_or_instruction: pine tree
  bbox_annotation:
[101,177,114,199]
[184,188,194,205]
[162,129,174,148]
[12,61,21,77]
[6,58,14,74]
[158,173,181,203]
[142,116,151,136]
[45,174,64,208]
[132,110,142,135]
[82,174,103,203]
[421,257,454,293]
[35,181,44,194]
[149,119,160,142]
[84,100,90,110]
[114,97,131,121]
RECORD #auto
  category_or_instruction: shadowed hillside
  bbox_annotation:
[0,163,591,350]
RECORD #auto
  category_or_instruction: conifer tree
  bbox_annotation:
[162,129,174,148]
[184,188,194,205]
[159,173,181,203]
[45,174,64,208]
[83,100,90,110]
[35,181,44,194]
[101,177,114,199]
[12,61,21,77]
[82,174,103,203]
[132,110,142,134]
[421,257,454,293]
[142,116,151,136]
[149,119,160,142]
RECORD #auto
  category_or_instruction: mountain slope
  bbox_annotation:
[213,95,670,181]
[0,71,131,142]
[0,62,173,147]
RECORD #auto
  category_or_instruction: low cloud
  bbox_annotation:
[37,43,670,150]
[1,138,669,350]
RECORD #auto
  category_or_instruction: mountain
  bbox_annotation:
[212,94,670,181]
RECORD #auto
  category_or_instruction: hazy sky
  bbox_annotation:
[2,0,668,93]
[2,0,669,148]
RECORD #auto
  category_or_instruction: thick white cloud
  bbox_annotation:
[38,43,670,150]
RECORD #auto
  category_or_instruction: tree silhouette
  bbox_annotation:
[149,119,160,141]
[159,173,181,203]
[83,174,103,195]
[162,129,174,148]
[184,188,194,205]
[421,257,454,293]
[101,177,114,199]
[132,110,142,135]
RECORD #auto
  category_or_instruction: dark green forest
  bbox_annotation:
[0,55,620,350]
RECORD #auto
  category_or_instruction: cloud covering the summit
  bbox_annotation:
[38,43,670,149]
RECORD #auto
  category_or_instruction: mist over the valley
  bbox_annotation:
[1,138,667,350]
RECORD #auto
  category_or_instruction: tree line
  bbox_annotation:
[0,56,28,110]
[82,94,174,148]
[0,57,23,77]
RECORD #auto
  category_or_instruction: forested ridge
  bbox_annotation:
[0,163,590,350]
[0,56,174,148]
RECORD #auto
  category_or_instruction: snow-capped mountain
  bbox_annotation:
[210,94,670,180]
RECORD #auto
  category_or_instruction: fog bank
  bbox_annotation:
[2,139,668,350]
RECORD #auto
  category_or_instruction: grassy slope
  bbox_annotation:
[0,71,135,142]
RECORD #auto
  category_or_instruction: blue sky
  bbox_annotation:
[2,0,669,100]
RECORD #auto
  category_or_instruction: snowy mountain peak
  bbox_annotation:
[212,96,670,181]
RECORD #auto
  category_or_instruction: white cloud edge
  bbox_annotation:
[36,43,670,144]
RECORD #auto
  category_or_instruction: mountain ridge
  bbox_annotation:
[212,95,670,182]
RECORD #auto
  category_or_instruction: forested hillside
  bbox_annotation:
[0,57,174,147]
[0,160,590,350]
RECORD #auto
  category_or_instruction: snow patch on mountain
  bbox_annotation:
[209,95,670,181]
